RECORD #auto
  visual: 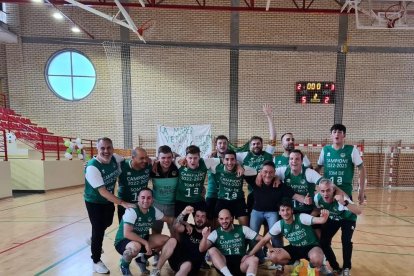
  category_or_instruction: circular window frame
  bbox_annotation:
[45,49,97,101]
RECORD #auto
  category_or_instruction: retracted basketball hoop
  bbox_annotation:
[137,19,156,36]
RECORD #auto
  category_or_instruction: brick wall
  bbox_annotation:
[3,3,414,151]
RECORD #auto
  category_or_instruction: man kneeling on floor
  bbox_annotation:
[199,209,261,276]
[247,199,329,276]
[114,188,175,276]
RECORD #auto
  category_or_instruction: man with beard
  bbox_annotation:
[169,206,209,275]
[247,200,329,276]
[84,137,135,274]
[206,135,229,223]
[117,147,152,222]
[236,104,277,214]
[200,209,261,276]
[316,124,366,204]
[315,179,362,276]
[114,188,176,276]
[274,133,311,169]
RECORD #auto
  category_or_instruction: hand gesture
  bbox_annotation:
[236,164,245,177]
[185,223,193,235]
[255,172,263,187]
[178,157,187,167]
[320,209,330,219]
[202,226,211,238]
[182,206,194,216]
[304,193,312,205]
[334,194,345,205]
[123,202,136,209]
[143,241,152,255]
[263,104,273,117]
[272,176,281,188]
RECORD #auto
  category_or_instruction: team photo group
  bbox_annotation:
[84,105,366,276]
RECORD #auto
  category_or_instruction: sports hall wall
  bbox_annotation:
[2,1,414,151]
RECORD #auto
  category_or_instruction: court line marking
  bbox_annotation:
[0,217,87,255]
[365,206,414,225]
[0,192,82,212]
[33,227,118,276]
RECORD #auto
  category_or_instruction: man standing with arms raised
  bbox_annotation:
[274,133,311,169]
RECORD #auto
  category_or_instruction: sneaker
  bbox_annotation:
[341,268,351,276]
[135,257,150,274]
[319,264,334,276]
[120,265,132,276]
[93,261,110,274]
[332,268,343,275]
[86,237,104,254]
[152,253,159,267]
[200,260,211,270]
[205,252,211,262]
[150,268,161,276]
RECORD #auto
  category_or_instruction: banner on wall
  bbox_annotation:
[156,125,212,158]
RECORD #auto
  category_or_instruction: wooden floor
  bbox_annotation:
[0,187,413,276]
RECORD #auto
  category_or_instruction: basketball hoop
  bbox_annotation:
[137,19,156,36]
[385,3,404,28]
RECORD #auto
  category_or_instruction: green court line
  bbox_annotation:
[34,245,89,276]
[33,227,119,275]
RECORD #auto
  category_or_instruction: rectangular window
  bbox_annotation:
[0,3,6,24]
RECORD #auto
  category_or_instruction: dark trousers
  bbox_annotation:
[320,219,356,270]
[85,201,115,263]
[117,205,126,223]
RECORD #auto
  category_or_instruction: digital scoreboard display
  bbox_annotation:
[295,82,335,104]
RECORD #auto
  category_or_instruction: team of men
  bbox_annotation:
[83,119,366,276]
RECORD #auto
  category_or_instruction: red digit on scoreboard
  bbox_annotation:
[301,96,307,104]
[324,96,330,104]
[296,83,302,92]
[330,83,335,91]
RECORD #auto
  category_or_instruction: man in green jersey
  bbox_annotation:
[315,179,362,276]
[200,209,261,276]
[206,135,229,222]
[236,104,277,214]
[84,137,135,274]
[316,124,366,204]
[213,149,257,226]
[276,149,321,214]
[151,145,179,235]
[274,133,311,169]
[114,188,176,276]
[247,200,329,275]
[175,145,220,217]
[117,147,152,222]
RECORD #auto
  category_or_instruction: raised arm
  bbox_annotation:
[199,227,213,252]
[263,104,276,144]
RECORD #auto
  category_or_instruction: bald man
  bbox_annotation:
[117,147,153,222]
[200,209,261,276]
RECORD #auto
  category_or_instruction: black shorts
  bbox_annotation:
[215,198,248,218]
[206,197,218,220]
[175,200,207,217]
[284,244,320,263]
[115,238,148,255]
[169,243,202,274]
[215,255,243,276]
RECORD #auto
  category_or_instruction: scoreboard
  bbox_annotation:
[295,82,335,104]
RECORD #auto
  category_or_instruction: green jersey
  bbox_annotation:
[318,145,363,196]
[270,213,318,247]
[277,166,321,213]
[314,194,357,221]
[117,160,152,203]
[84,156,120,204]
[208,225,257,256]
[150,163,179,205]
[114,206,164,245]
[176,158,219,203]
[239,150,273,193]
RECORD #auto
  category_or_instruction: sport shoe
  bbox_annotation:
[86,237,104,254]
[120,265,132,276]
[93,260,110,274]
[341,268,351,276]
[319,264,334,276]
[135,257,150,274]
[150,268,161,276]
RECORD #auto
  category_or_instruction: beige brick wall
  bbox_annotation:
[3,3,414,150]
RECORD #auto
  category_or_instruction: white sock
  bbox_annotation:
[219,266,232,276]
[246,273,256,276]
